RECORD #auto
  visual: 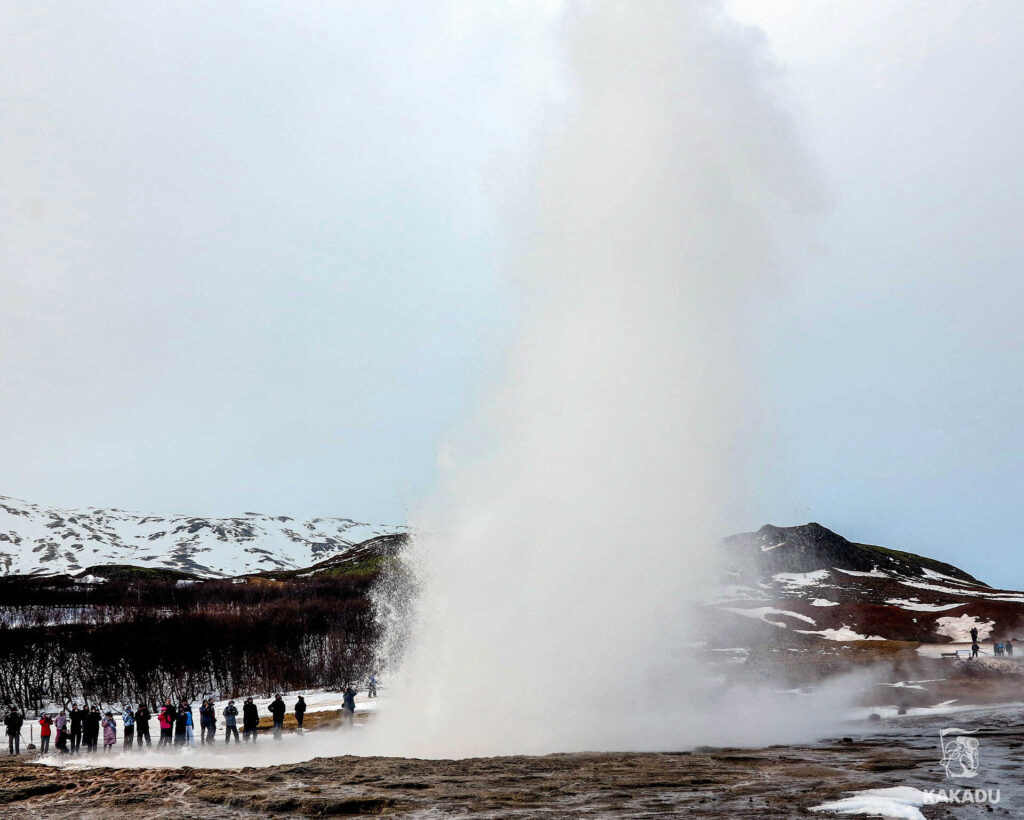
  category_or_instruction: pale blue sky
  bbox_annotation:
[2,1,1022,585]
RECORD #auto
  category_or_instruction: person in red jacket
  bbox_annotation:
[157,700,175,747]
[39,714,52,754]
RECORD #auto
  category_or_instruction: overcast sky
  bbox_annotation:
[2,2,1022,584]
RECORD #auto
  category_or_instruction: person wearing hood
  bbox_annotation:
[242,698,259,742]
[54,710,69,754]
[183,702,195,745]
[268,694,286,739]
[294,696,306,732]
[5,707,23,755]
[121,705,135,750]
[223,700,240,744]
[101,712,117,751]
[342,687,356,726]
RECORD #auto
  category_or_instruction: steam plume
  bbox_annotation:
[370,1,823,757]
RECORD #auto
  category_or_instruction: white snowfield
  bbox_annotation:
[0,494,406,577]
[812,786,949,820]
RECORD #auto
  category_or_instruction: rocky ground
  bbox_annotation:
[3,701,1023,819]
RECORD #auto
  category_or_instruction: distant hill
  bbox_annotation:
[0,494,406,577]
[716,523,1024,644]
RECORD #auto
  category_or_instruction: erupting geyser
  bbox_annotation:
[369,0,837,758]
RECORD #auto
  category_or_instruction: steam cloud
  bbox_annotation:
[368,1,838,757]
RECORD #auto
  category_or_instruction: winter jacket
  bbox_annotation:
[122,709,134,728]
[54,714,67,733]
[294,699,306,717]
[101,717,116,745]
[39,716,52,737]
[268,698,286,719]
[135,706,151,727]
[342,690,356,712]
[200,705,216,727]
[184,708,193,728]
[4,713,23,736]
[69,709,83,733]
[84,711,101,738]
[158,707,173,731]
[223,704,238,727]
[174,711,187,736]
[242,702,259,730]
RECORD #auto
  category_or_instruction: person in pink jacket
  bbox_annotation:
[101,712,117,751]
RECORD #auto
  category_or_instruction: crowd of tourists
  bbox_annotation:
[4,683,367,756]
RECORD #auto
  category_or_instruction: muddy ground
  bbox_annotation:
[2,711,1022,820]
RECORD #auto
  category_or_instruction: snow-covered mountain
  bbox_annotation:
[715,523,1024,643]
[0,495,406,577]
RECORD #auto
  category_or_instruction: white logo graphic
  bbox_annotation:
[939,727,980,779]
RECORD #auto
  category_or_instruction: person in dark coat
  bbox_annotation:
[199,700,217,744]
[970,626,979,644]
[223,700,240,744]
[242,698,259,742]
[268,694,286,738]
[174,704,188,745]
[342,687,356,726]
[971,642,981,658]
[5,708,23,755]
[69,704,84,754]
[1006,639,1014,657]
[294,696,306,732]
[83,706,101,753]
[135,704,152,747]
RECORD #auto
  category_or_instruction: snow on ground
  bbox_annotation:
[934,614,994,642]
[897,579,1024,602]
[812,786,949,820]
[796,626,885,642]
[772,569,831,587]
[884,599,964,612]
[720,606,816,628]
[833,567,890,579]
[811,599,840,607]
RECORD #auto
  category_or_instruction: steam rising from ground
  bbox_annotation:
[367,1,850,758]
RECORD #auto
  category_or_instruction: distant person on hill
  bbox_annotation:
[1006,639,1014,657]
[223,700,240,744]
[970,626,979,644]
[342,686,356,726]
[158,702,174,747]
[121,705,135,749]
[135,704,152,747]
[294,696,306,732]
[101,712,117,752]
[971,642,981,658]
[5,707,23,755]
[200,700,216,744]
[368,675,377,698]
[39,713,52,754]
[84,706,101,752]
[69,704,84,754]
[242,698,259,742]
[268,694,286,738]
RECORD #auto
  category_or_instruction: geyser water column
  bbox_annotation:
[371,0,814,757]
